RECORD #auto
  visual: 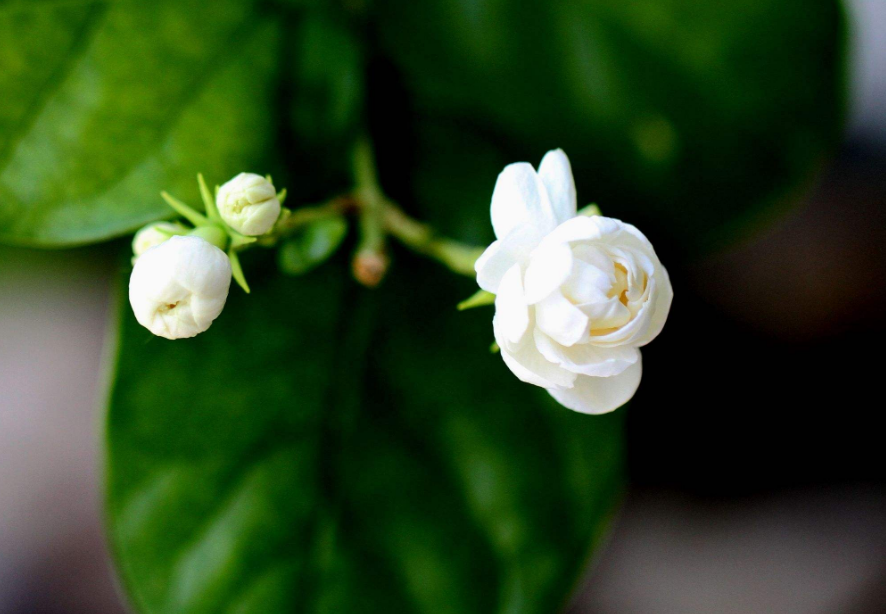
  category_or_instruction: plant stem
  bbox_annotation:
[210,137,485,282]
[352,137,387,256]
[265,199,351,241]
[382,203,483,276]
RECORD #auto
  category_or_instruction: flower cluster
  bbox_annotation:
[128,173,283,339]
[475,150,672,414]
[126,149,671,415]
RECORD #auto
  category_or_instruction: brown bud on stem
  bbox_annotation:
[352,249,389,287]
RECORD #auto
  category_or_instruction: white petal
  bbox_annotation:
[535,290,589,347]
[635,261,673,346]
[618,221,655,251]
[475,240,512,294]
[129,236,231,340]
[534,330,639,377]
[580,296,632,332]
[475,224,543,293]
[498,339,576,389]
[490,162,557,240]
[538,149,577,224]
[548,356,642,414]
[561,252,614,304]
[495,264,529,344]
[523,243,573,304]
[217,173,281,236]
[538,215,624,251]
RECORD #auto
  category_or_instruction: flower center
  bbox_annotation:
[609,263,630,307]
[159,301,180,313]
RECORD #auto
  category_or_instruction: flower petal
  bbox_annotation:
[498,338,576,389]
[534,330,639,377]
[561,250,614,304]
[475,240,512,294]
[635,260,673,347]
[538,215,612,249]
[538,149,577,224]
[579,296,632,332]
[535,290,590,347]
[523,242,574,304]
[475,223,544,293]
[491,162,557,240]
[495,264,529,344]
[548,356,642,414]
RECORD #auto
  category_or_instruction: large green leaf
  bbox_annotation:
[0,0,845,254]
[373,0,846,255]
[28,1,844,612]
[0,0,282,246]
[105,255,624,614]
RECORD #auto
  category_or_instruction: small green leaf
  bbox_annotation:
[577,203,601,217]
[457,289,496,311]
[228,248,250,294]
[197,174,220,222]
[278,216,348,275]
[160,192,209,228]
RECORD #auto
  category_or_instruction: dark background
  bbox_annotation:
[1,1,885,613]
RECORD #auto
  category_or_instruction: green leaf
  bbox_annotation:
[373,0,846,256]
[106,256,624,614]
[457,289,496,311]
[278,216,348,275]
[0,0,281,247]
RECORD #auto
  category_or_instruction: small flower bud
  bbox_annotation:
[132,222,187,257]
[352,249,388,287]
[216,172,281,236]
[129,235,232,340]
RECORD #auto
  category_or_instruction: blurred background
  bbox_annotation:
[1,1,884,613]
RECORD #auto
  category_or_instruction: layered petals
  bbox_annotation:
[129,236,232,340]
[534,330,639,378]
[548,358,642,415]
[495,264,530,344]
[475,223,546,293]
[478,148,672,415]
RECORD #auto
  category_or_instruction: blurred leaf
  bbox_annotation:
[0,0,281,246]
[373,0,846,256]
[11,1,847,613]
[285,12,364,179]
[106,256,624,614]
[278,216,348,275]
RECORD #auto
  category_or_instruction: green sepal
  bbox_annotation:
[578,203,601,217]
[160,191,210,227]
[198,173,221,222]
[457,289,496,311]
[228,229,258,249]
[228,248,251,294]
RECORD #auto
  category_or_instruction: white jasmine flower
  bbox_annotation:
[476,149,673,414]
[216,172,281,236]
[129,235,232,340]
[131,221,186,257]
